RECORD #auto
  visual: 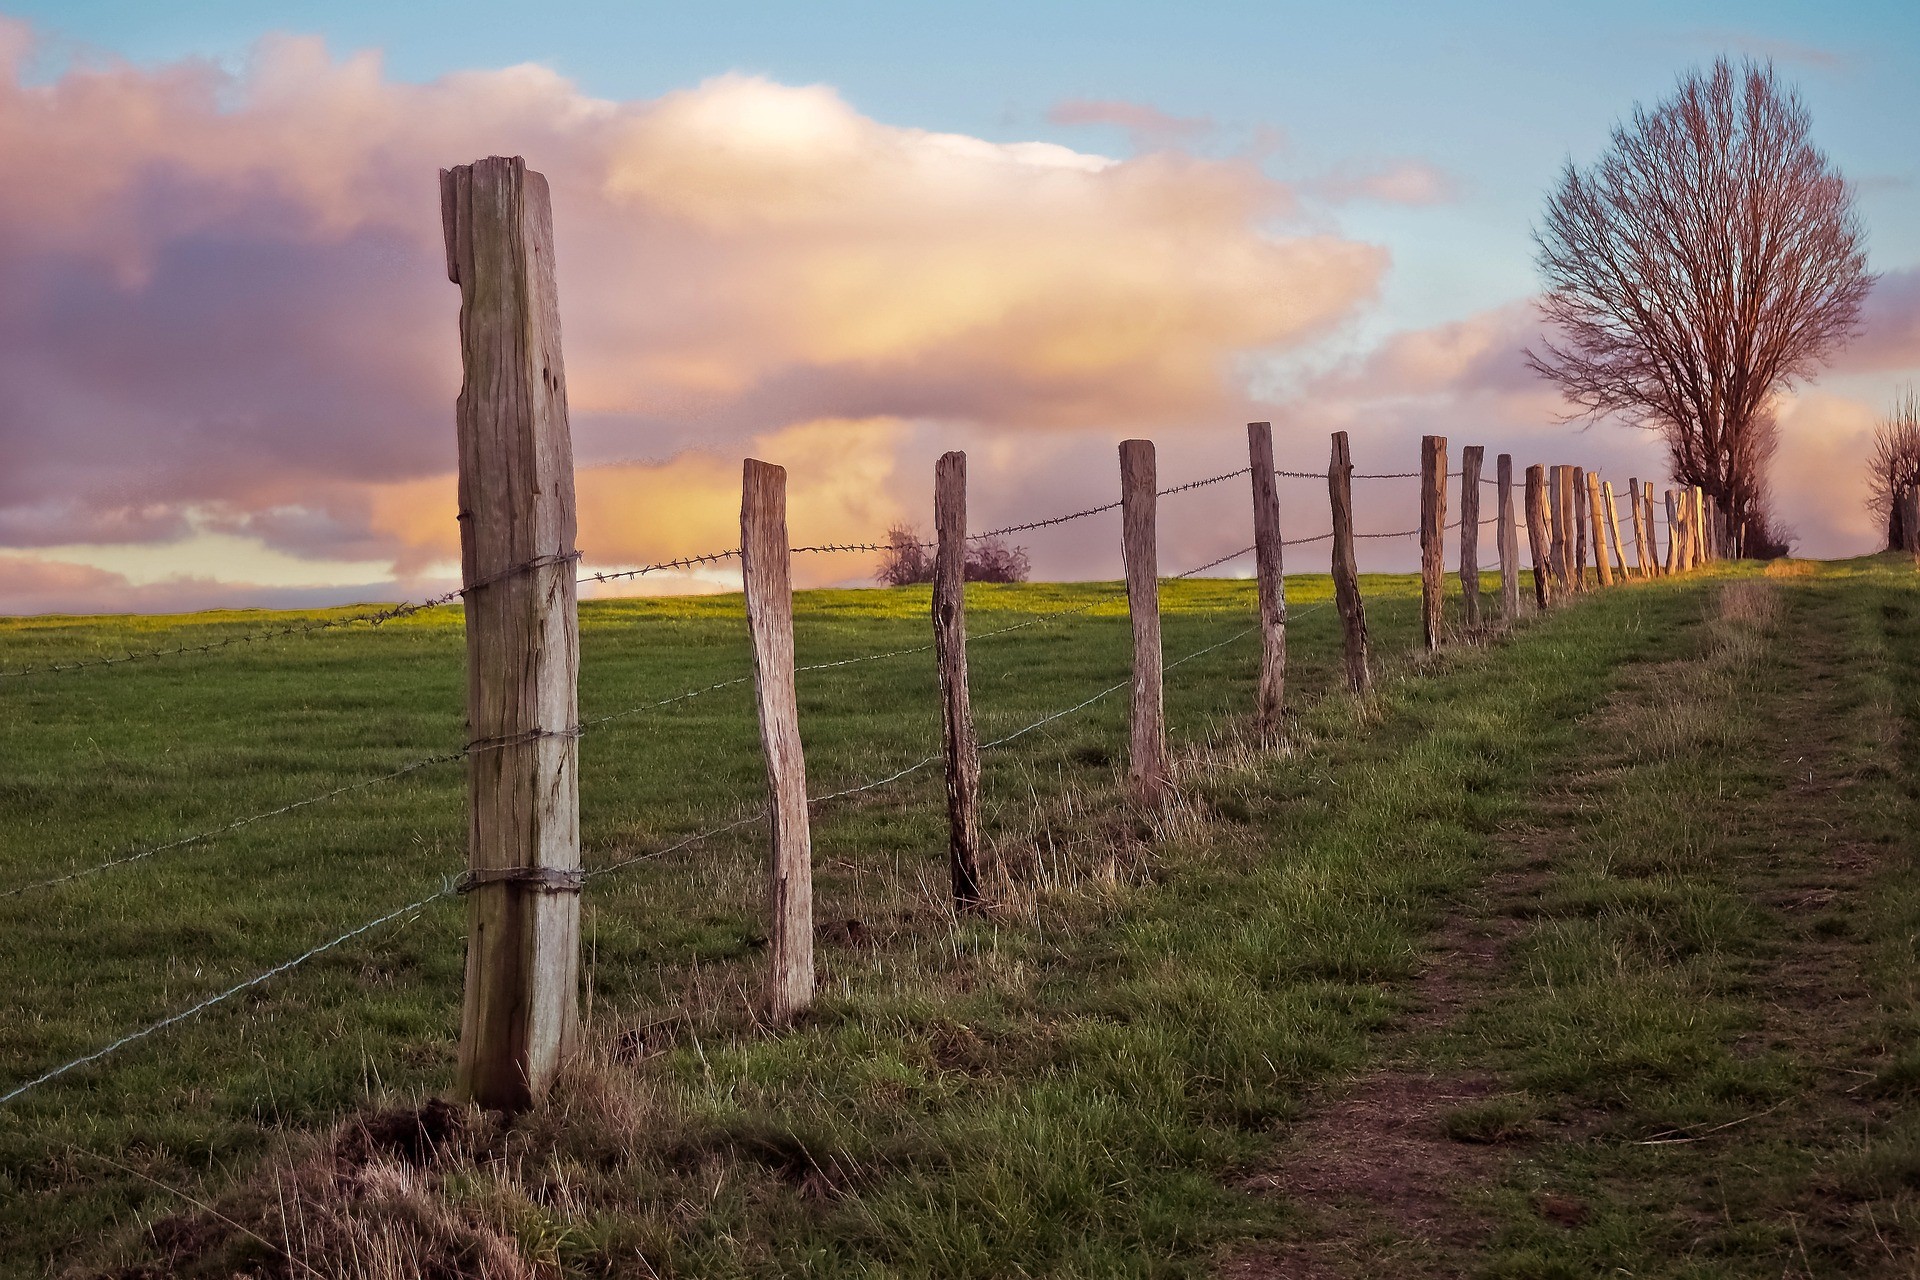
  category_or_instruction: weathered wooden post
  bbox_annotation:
[1420,435,1448,650]
[1458,445,1483,627]
[1572,466,1590,590]
[1672,490,1693,572]
[1644,483,1661,575]
[1626,477,1648,577]
[1693,488,1710,564]
[1546,465,1567,593]
[1247,422,1287,744]
[1901,486,1920,554]
[1585,471,1613,587]
[1664,489,1680,573]
[933,452,983,910]
[1329,431,1372,694]
[1555,465,1578,592]
[1525,464,1553,611]
[1120,440,1167,806]
[742,459,815,1023]
[1497,453,1520,618]
[1602,481,1628,581]
[443,156,583,1112]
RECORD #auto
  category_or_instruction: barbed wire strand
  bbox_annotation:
[0,887,449,1106]
[1,553,579,680]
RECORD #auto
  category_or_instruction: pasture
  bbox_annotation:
[3,562,1918,1277]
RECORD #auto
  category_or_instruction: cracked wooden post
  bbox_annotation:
[1525,464,1553,611]
[1572,466,1590,590]
[1329,431,1372,694]
[1247,422,1287,744]
[1626,477,1649,578]
[1644,484,1662,576]
[933,451,983,910]
[1549,465,1574,593]
[1603,481,1629,582]
[1585,471,1614,587]
[1420,435,1447,650]
[1664,489,1680,573]
[1694,489,1710,564]
[742,459,815,1024]
[443,155,583,1113]
[1120,440,1167,807]
[1497,454,1519,619]
[1458,444,1483,627]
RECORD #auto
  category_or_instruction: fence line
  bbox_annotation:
[1,152,1724,1124]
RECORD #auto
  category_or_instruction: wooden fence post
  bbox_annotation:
[1651,483,1666,579]
[1120,440,1167,806]
[1693,489,1709,564]
[1554,465,1577,593]
[1546,465,1565,593]
[1526,464,1553,611]
[1459,444,1483,627]
[1585,471,1614,587]
[1902,486,1920,554]
[1329,431,1372,694]
[742,459,815,1023]
[933,452,983,910]
[1674,490,1693,572]
[1497,453,1519,618]
[1603,481,1628,581]
[1421,435,1448,650]
[443,156,583,1113]
[1664,489,1680,573]
[1247,422,1287,744]
[1626,477,1648,577]
[1572,466,1590,591]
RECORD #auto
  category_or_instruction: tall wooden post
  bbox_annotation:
[1602,481,1628,581]
[1459,445,1483,627]
[1664,489,1680,573]
[1525,465,1553,610]
[1120,440,1167,806]
[1672,490,1692,572]
[1643,484,1661,575]
[1693,489,1709,564]
[1497,454,1520,618]
[933,452,983,910]
[443,156,583,1113]
[1572,466,1590,591]
[742,459,815,1023]
[1329,432,1372,694]
[1553,465,1577,592]
[1247,422,1287,744]
[1626,477,1648,577]
[1420,436,1448,650]
[1585,471,1614,587]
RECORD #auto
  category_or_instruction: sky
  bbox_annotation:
[0,0,1916,613]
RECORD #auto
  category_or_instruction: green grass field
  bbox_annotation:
[1,562,1917,1277]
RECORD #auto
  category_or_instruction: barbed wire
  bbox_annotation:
[1,552,580,680]
[0,886,449,1106]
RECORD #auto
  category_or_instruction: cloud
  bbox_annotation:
[1307,160,1456,207]
[1682,31,1847,72]
[1835,267,1920,374]
[1046,98,1215,152]
[0,27,1389,610]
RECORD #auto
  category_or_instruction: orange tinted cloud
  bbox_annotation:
[0,29,1386,609]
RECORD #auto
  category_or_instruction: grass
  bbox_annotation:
[1,560,1911,1276]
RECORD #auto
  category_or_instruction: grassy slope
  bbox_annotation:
[4,563,1913,1277]
[0,573,1391,1271]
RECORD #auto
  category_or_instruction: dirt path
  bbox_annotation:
[1225,573,1920,1277]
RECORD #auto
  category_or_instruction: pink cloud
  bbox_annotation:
[1834,267,1920,373]
[1046,97,1214,151]
[0,30,1388,610]
[1308,160,1457,207]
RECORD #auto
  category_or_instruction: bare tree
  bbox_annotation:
[1529,58,1871,556]
[1867,387,1920,550]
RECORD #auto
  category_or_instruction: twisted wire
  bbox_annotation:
[0,886,449,1106]
[2,552,580,679]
